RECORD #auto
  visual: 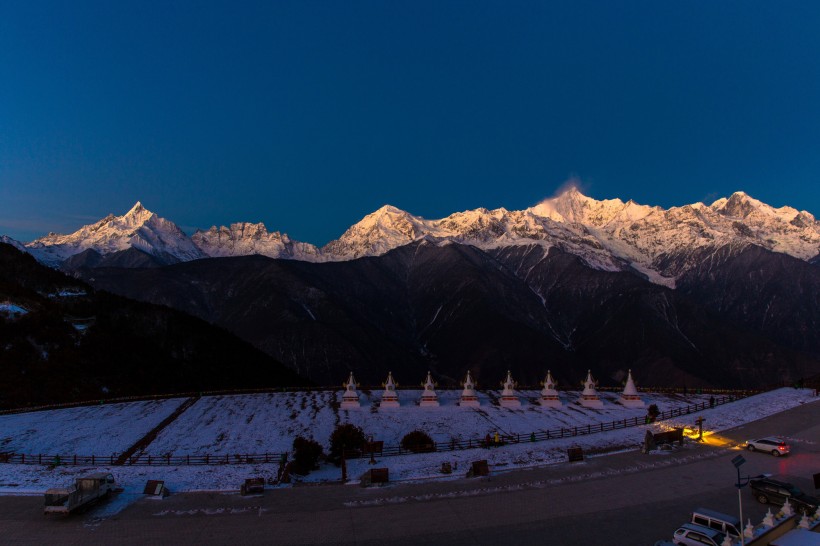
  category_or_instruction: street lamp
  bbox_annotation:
[731,455,766,546]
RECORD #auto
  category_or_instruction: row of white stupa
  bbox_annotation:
[340,369,645,410]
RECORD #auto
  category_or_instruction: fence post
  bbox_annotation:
[92,455,95,465]
[73,455,77,465]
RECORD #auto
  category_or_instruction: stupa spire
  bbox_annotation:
[499,370,521,408]
[340,372,361,409]
[419,371,440,407]
[578,369,604,408]
[459,371,480,407]
[539,370,562,408]
[379,372,400,408]
[617,369,645,408]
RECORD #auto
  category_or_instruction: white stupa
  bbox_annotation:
[419,371,440,407]
[379,372,400,408]
[340,372,361,409]
[781,497,794,517]
[617,369,645,408]
[458,371,480,407]
[499,370,521,408]
[578,370,604,409]
[539,370,562,408]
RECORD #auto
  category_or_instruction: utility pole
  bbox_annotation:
[341,443,347,483]
[731,454,765,546]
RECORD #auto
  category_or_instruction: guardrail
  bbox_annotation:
[0,394,742,467]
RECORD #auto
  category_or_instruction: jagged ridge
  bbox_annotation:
[10,189,820,285]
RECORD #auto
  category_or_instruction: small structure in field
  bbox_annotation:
[240,477,265,496]
[617,369,645,408]
[499,370,521,408]
[419,371,440,407]
[578,370,604,409]
[340,372,361,409]
[379,372,400,408]
[459,371,480,407]
[539,370,562,408]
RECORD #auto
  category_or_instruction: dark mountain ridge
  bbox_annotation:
[0,243,307,408]
[79,240,820,389]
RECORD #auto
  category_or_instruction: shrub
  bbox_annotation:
[328,423,366,465]
[291,436,323,476]
[646,404,660,423]
[400,430,436,453]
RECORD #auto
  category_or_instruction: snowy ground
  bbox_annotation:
[0,388,816,517]
[0,398,186,454]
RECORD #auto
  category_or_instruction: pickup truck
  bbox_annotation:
[44,473,117,515]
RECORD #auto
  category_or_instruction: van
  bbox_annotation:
[690,507,741,538]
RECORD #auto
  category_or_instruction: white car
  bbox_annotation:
[745,437,790,456]
[673,523,725,546]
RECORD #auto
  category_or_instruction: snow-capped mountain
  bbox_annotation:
[0,235,27,253]
[9,189,819,286]
[192,222,321,261]
[25,202,205,267]
[319,188,819,286]
[321,205,434,259]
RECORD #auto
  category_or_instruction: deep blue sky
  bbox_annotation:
[1,1,819,245]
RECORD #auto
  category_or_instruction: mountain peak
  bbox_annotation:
[26,201,202,266]
[123,201,153,221]
[529,188,626,226]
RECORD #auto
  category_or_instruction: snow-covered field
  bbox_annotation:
[0,398,186,454]
[0,388,816,507]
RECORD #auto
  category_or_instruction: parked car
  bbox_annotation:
[745,437,790,456]
[690,507,741,538]
[750,478,820,515]
[672,523,726,546]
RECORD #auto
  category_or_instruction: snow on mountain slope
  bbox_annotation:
[192,222,322,261]
[0,235,27,253]
[321,205,435,259]
[25,202,205,266]
[13,190,820,284]
[318,188,818,282]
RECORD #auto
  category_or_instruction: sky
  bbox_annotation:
[1,1,819,245]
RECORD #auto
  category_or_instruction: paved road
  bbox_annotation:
[2,399,817,545]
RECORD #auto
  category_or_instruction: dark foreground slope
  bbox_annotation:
[81,240,820,389]
[0,243,307,408]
